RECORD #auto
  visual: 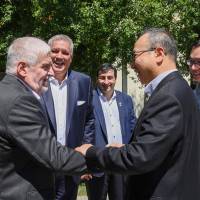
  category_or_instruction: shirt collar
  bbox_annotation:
[49,72,68,85]
[97,88,116,102]
[144,69,177,96]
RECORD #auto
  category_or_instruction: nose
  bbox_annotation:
[56,51,63,59]
[190,64,199,71]
[103,78,109,84]
[48,66,54,77]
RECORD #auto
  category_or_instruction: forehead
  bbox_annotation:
[134,34,149,49]
[36,54,52,65]
[37,53,51,62]
[51,40,70,49]
[191,46,200,58]
[98,69,115,76]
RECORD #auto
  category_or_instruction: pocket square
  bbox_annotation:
[77,100,86,106]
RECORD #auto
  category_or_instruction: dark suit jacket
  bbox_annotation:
[42,70,95,148]
[93,89,136,147]
[86,72,200,200]
[0,74,86,200]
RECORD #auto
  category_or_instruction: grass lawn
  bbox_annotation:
[78,182,87,196]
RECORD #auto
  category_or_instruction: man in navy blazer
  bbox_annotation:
[86,63,136,200]
[42,34,95,200]
[77,28,200,200]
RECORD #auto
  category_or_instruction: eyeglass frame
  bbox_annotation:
[187,59,200,68]
[132,48,156,61]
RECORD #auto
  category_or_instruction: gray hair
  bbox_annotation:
[48,34,74,56]
[6,37,50,74]
[141,28,177,61]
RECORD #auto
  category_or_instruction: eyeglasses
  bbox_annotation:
[187,59,200,68]
[132,48,156,60]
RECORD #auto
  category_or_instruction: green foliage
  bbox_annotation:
[0,0,199,79]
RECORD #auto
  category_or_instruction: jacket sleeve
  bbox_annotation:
[86,93,183,175]
[6,94,87,175]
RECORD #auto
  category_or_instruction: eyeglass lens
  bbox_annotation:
[187,59,200,67]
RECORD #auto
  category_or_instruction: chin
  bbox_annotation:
[41,86,48,93]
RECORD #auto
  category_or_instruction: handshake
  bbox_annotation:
[75,143,125,181]
[75,143,124,156]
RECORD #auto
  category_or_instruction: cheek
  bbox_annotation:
[37,71,47,80]
[65,55,72,61]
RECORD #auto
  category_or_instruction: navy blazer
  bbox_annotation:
[42,70,95,148]
[93,89,136,147]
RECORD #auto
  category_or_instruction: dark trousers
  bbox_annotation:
[55,176,79,200]
[86,174,127,200]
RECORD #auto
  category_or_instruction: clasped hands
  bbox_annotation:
[75,143,124,156]
[76,143,124,181]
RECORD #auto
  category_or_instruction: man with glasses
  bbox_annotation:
[76,28,200,200]
[187,40,200,108]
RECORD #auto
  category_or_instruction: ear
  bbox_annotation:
[155,47,165,64]
[16,62,28,78]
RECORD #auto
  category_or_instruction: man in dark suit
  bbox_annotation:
[86,63,136,200]
[0,37,87,200]
[76,28,200,200]
[42,34,94,200]
[187,40,200,108]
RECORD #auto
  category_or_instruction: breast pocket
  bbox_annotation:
[77,100,86,106]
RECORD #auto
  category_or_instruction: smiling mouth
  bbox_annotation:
[53,59,65,66]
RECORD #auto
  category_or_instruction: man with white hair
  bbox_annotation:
[0,36,87,200]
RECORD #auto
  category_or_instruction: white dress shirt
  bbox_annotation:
[50,75,68,145]
[98,89,122,144]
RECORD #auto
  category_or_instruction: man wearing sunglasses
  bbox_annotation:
[187,40,200,108]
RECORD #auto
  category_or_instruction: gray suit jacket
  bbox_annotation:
[0,74,86,200]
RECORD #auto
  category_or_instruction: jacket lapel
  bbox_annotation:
[131,71,180,141]
[42,85,57,133]
[116,91,126,142]
[93,90,108,140]
[66,71,78,138]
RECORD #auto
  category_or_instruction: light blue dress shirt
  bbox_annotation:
[144,69,177,97]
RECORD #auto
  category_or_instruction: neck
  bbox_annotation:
[102,90,114,101]
[154,60,177,78]
[55,73,67,84]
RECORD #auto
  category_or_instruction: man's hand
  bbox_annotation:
[75,144,93,156]
[106,143,125,148]
[81,173,93,181]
